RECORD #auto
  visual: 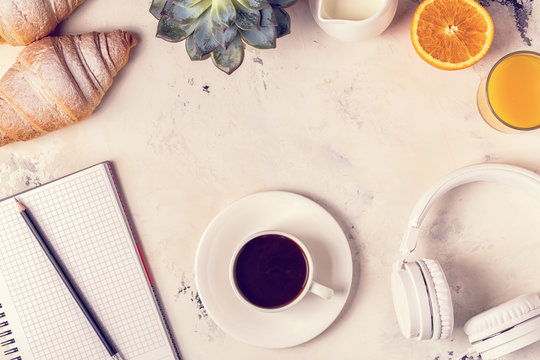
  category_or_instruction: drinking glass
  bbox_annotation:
[477,51,540,133]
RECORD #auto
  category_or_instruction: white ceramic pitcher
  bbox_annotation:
[309,0,399,41]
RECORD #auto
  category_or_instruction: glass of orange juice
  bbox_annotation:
[477,51,540,133]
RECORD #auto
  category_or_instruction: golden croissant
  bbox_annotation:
[0,30,137,147]
[0,0,86,46]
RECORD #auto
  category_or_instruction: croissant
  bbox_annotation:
[0,30,137,147]
[0,0,87,46]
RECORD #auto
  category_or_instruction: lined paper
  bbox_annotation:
[0,164,178,360]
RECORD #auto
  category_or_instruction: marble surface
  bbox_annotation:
[0,0,539,359]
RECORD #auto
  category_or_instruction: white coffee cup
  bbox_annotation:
[309,0,399,41]
[229,230,334,312]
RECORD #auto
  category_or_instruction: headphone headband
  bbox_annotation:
[399,163,540,257]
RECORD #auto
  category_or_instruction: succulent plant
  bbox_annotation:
[150,0,297,74]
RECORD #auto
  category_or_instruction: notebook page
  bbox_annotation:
[0,164,177,360]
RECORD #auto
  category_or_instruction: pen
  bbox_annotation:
[16,199,122,360]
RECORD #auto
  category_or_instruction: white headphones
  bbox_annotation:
[391,163,540,359]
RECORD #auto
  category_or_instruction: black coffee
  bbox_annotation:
[233,234,308,309]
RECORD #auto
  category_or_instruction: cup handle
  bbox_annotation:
[309,281,334,300]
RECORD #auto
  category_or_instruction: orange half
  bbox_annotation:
[411,0,494,70]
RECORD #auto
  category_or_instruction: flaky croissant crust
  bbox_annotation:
[0,30,137,146]
[0,0,87,46]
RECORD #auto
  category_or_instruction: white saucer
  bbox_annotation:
[194,191,353,348]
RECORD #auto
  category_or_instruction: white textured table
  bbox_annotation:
[0,1,538,359]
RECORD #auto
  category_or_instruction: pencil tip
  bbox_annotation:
[15,199,25,212]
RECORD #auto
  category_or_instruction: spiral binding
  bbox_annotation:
[0,304,21,360]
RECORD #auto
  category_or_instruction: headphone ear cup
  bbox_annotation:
[417,259,454,340]
[464,293,540,360]
[392,261,435,340]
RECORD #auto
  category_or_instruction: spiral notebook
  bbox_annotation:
[0,162,180,360]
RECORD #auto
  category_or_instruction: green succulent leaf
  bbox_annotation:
[173,0,205,7]
[194,9,221,56]
[212,24,238,49]
[169,0,211,24]
[153,0,295,73]
[150,0,171,19]
[236,0,269,10]
[156,15,197,42]
[240,26,276,49]
[186,34,211,60]
[211,34,245,74]
[213,0,236,27]
[273,7,290,37]
[210,9,227,33]
[267,0,296,7]
[232,0,261,30]
[260,6,276,27]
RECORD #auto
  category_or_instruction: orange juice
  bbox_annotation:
[477,51,540,132]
